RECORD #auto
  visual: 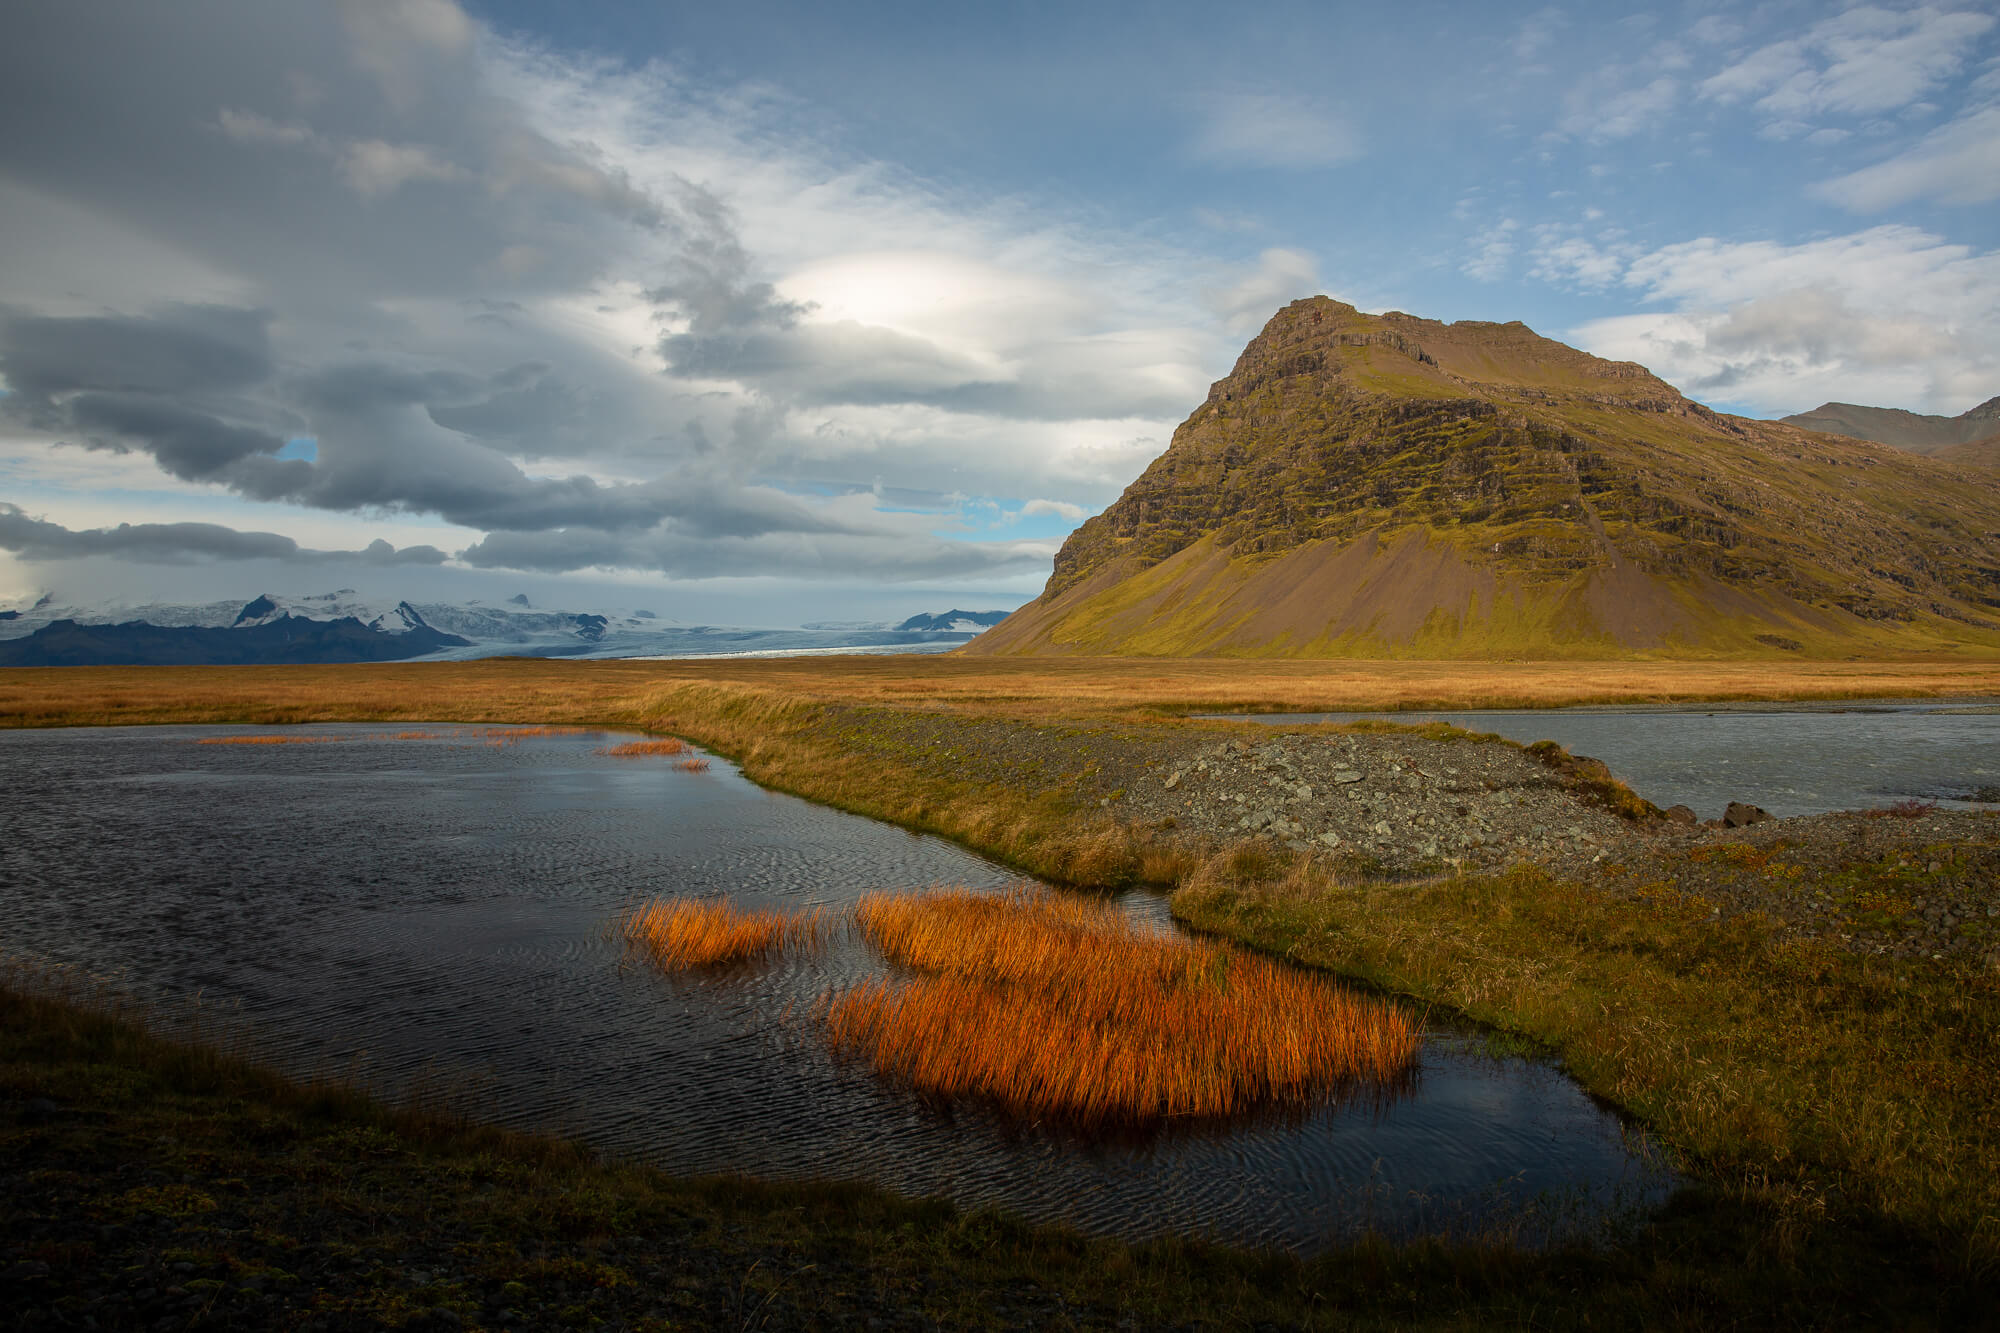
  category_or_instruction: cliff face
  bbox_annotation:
[968,297,2000,659]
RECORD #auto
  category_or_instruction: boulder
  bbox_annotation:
[1662,804,1699,825]
[1723,801,1771,828]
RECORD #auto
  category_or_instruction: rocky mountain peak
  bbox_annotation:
[969,298,2000,660]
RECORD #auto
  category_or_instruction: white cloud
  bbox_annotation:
[1527,229,1633,288]
[1558,73,1679,142]
[1563,225,2000,413]
[216,108,317,147]
[1202,248,1322,333]
[1461,220,1518,283]
[1811,104,2000,210]
[1187,94,1361,170]
[337,139,469,195]
[1687,16,1742,47]
[1510,7,1567,64]
[1700,5,1996,121]
[1020,498,1088,520]
[1193,207,1263,233]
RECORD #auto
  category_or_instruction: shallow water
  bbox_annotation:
[0,724,1669,1251]
[1211,700,2000,820]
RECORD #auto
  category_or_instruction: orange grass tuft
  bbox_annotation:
[822,887,1418,1126]
[597,738,691,757]
[624,897,827,969]
[673,756,710,773]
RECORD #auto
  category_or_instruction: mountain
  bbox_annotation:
[0,610,469,667]
[968,297,2000,659]
[1781,398,2000,460]
[0,591,1005,665]
[895,609,1013,632]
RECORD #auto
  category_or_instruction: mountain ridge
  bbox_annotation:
[968,297,2000,660]
[0,593,1011,665]
[1780,398,2000,457]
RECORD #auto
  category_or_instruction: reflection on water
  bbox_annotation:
[1213,700,2000,819]
[0,724,1670,1251]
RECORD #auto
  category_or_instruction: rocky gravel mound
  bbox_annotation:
[1117,730,1633,877]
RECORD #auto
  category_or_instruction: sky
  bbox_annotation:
[2,0,1997,625]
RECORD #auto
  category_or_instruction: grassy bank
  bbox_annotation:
[1173,859,2000,1272]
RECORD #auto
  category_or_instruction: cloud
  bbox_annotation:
[1562,224,2000,413]
[1811,104,2000,210]
[1557,72,1679,142]
[1020,498,1088,520]
[338,139,470,196]
[456,513,1056,582]
[1699,6,1996,120]
[1461,220,1519,283]
[0,504,447,565]
[1510,8,1567,64]
[1204,249,1322,333]
[0,0,1243,594]
[1526,228,1634,288]
[1187,95,1361,170]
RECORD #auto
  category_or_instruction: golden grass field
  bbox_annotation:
[4,654,2000,731]
[823,887,1418,1126]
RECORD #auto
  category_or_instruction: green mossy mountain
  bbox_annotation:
[969,297,2000,659]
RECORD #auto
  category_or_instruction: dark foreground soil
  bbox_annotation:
[0,1012,1186,1332]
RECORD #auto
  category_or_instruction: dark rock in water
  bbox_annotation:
[1724,801,1772,828]
[508,593,532,606]
[1663,804,1699,825]
[1971,786,2000,803]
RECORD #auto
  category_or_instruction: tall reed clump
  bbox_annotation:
[624,897,827,969]
[822,887,1418,1126]
[597,738,691,757]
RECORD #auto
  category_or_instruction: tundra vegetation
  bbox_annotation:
[4,656,1999,1326]
[622,898,830,970]
[823,887,1419,1127]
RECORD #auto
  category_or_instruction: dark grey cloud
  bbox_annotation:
[0,0,1128,594]
[0,504,447,565]
[458,523,1050,582]
[0,305,271,399]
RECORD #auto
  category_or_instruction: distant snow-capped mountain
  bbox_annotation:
[0,591,1016,666]
[894,608,1012,633]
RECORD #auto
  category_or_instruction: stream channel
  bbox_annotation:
[1207,699,2000,819]
[0,724,1671,1253]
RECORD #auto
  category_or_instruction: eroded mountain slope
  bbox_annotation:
[970,298,2000,658]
